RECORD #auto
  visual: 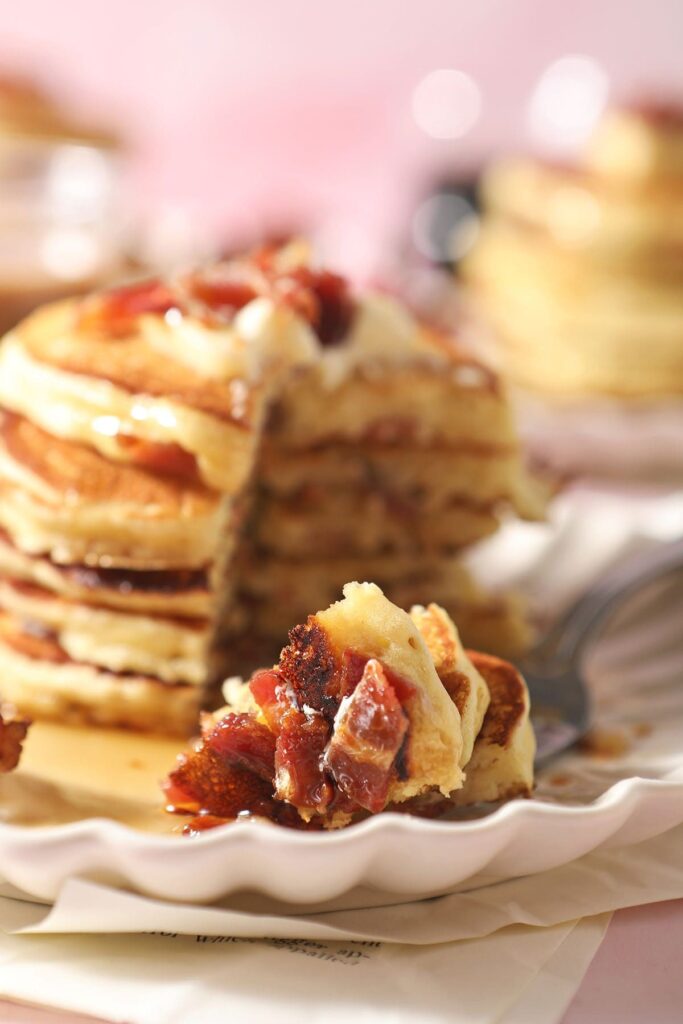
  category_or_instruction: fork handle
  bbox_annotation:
[532,536,683,667]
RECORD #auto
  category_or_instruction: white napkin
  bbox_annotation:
[0,895,611,1024]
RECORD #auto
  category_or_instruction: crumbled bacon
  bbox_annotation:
[249,668,291,732]
[278,619,340,719]
[163,713,276,819]
[326,659,408,813]
[0,709,29,773]
[164,628,416,831]
[187,276,259,315]
[274,267,355,346]
[77,279,178,336]
[77,249,355,346]
[113,436,199,481]
[207,713,276,782]
[274,709,332,813]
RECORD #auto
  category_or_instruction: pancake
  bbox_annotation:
[252,490,502,557]
[0,413,228,567]
[270,358,516,450]
[0,531,211,617]
[169,585,535,831]
[586,102,683,182]
[312,582,464,803]
[451,650,535,805]
[0,611,197,734]
[231,550,532,659]
[0,578,209,684]
[259,440,543,515]
[410,603,489,768]
[0,306,267,494]
[0,249,330,492]
[173,582,465,829]
[480,157,683,257]
[465,104,683,398]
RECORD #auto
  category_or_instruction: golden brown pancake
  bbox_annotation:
[0,611,198,734]
[0,530,211,616]
[410,603,490,768]
[465,104,683,397]
[0,412,227,568]
[19,301,259,426]
[451,650,535,805]
[0,577,209,685]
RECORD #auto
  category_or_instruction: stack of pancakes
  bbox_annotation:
[233,294,544,665]
[464,102,683,397]
[0,245,543,735]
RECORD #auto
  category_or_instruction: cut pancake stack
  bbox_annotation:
[231,293,544,666]
[0,244,543,735]
[464,102,683,397]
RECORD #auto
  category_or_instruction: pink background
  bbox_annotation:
[1,0,682,261]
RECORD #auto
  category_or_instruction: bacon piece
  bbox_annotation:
[277,267,355,346]
[206,713,276,782]
[326,659,408,813]
[0,710,29,773]
[113,436,199,481]
[78,279,178,336]
[274,709,333,815]
[163,713,276,820]
[338,650,367,700]
[164,750,273,820]
[76,251,355,348]
[278,619,340,719]
[249,668,292,732]
[186,274,258,315]
[183,813,231,835]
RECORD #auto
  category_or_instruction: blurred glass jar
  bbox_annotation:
[0,75,126,333]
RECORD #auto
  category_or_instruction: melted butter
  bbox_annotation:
[2,720,186,834]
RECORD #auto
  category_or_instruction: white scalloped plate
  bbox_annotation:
[0,770,682,906]
[0,492,681,908]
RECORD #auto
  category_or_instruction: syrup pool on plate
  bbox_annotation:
[0,720,184,833]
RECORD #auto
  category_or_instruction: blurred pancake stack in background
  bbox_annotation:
[465,102,683,397]
[462,103,683,477]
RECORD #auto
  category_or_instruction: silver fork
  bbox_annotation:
[520,536,683,766]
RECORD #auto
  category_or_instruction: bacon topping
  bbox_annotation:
[274,709,332,813]
[164,627,416,830]
[0,709,29,773]
[76,251,356,346]
[278,619,339,719]
[206,712,276,782]
[248,668,290,732]
[326,659,408,813]
[78,279,178,337]
[113,436,199,481]
[163,713,276,820]
[277,267,355,347]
